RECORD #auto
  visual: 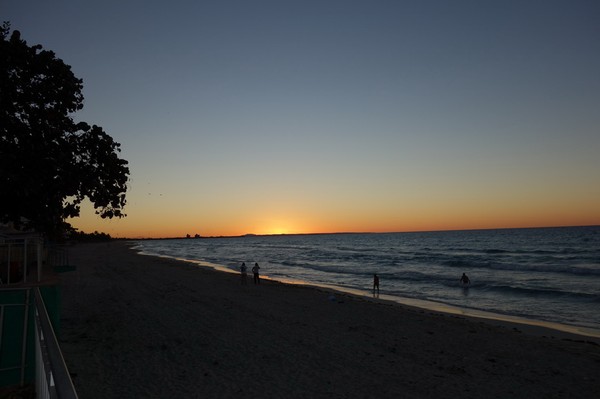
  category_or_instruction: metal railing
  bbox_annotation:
[33,287,78,399]
[0,287,77,399]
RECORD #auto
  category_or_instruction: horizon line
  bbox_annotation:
[112,224,599,241]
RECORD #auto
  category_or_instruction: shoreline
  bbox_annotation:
[136,247,600,342]
[58,241,600,398]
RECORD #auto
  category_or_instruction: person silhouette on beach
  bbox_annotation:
[373,273,380,296]
[460,273,470,286]
[240,262,247,285]
[252,263,260,285]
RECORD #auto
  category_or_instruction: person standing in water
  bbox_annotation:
[252,263,261,285]
[460,273,471,286]
[240,262,248,285]
[373,273,380,295]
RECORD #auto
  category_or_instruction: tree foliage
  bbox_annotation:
[68,229,113,242]
[0,23,129,237]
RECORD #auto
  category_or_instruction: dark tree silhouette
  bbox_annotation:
[0,23,129,237]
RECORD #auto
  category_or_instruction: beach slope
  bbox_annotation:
[58,242,599,398]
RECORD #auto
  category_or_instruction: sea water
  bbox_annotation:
[134,226,600,336]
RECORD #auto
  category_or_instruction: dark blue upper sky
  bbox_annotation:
[4,0,600,236]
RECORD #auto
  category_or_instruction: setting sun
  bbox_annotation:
[264,227,291,235]
[257,218,303,236]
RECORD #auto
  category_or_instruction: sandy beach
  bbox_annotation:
[58,242,600,398]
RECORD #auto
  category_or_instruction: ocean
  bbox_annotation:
[133,226,600,337]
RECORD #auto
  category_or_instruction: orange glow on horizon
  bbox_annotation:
[67,190,600,239]
[69,207,600,239]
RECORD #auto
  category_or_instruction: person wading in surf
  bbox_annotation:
[460,273,471,286]
[373,273,380,295]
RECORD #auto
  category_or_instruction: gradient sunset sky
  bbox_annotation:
[5,0,600,238]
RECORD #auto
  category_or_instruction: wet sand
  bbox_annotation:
[58,242,600,398]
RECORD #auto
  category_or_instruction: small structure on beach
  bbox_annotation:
[1,223,43,285]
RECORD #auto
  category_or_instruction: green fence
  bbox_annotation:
[0,286,60,387]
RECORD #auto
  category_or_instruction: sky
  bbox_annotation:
[4,0,600,238]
